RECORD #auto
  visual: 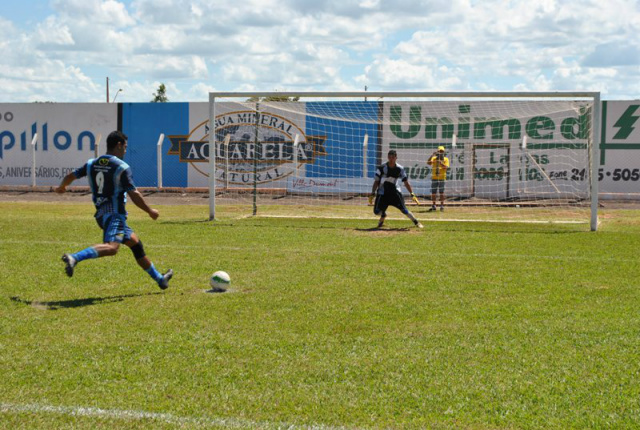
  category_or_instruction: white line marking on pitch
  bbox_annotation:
[255,214,587,224]
[0,402,365,430]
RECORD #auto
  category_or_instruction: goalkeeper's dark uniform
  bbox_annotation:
[370,150,422,228]
[373,162,411,217]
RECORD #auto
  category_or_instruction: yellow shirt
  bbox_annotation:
[428,155,450,180]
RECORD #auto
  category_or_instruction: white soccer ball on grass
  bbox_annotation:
[210,271,231,291]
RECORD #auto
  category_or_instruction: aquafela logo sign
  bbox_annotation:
[168,111,327,184]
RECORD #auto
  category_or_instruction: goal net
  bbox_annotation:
[207,92,600,229]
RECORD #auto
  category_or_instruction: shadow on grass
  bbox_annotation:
[9,292,163,310]
[205,287,228,294]
[354,227,413,232]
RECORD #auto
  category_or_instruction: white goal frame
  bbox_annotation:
[208,91,601,231]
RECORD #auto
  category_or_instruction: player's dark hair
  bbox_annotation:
[106,131,128,150]
[388,150,397,157]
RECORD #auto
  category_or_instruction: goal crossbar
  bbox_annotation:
[210,91,600,98]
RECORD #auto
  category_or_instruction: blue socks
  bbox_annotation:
[145,263,163,283]
[69,247,163,285]
[71,247,98,263]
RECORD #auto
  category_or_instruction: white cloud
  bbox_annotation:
[132,0,197,25]
[0,0,637,101]
[124,55,209,80]
[583,42,640,67]
[355,58,465,90]
[185,82,217,101]
[0,59,100,102]
[52,0,136,26]
[34,17,75,47]
[371,0,640,97]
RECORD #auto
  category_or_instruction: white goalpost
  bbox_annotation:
[207,92,601,230]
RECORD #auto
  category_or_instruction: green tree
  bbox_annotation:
[151,83,169,103]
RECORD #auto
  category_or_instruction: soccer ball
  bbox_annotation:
[210,271,231,290]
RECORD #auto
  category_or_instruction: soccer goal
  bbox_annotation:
[207,92,600,230]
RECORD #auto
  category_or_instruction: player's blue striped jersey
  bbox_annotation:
[73,155,136,217]
[374,162,408,195]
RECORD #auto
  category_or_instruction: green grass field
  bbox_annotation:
[1,200,639,429]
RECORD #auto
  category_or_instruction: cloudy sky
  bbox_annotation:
[1,0,638,102]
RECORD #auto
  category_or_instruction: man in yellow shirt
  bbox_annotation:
[427,146,450,212]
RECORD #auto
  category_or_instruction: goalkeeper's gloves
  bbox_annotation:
[368,194,375,205]
[411,193,420,205]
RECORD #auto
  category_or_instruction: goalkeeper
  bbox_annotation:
[368,150,423,229]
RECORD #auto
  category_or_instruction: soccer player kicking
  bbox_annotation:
[55,131,173,290]
[368,150,423,229]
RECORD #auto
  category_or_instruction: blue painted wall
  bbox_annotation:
[304,102,380,178]
[121,103,190,187]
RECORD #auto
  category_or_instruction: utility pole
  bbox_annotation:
[106,77,110,103]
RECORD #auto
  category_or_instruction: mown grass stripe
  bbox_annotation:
[0,239,632,262]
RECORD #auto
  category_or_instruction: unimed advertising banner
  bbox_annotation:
[0,104,117,186]
[381,101,593,199]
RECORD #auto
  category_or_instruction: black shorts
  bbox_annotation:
[431,180,446,194]
[374,190,409,216]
